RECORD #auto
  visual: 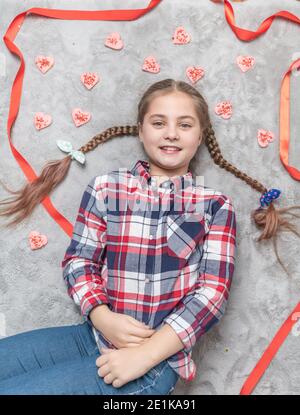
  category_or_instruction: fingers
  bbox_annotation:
[130,318,151,329]
[129,319,155,336]
[125,338,148,348]
[97,363,111,378]
[131,326,155,338]
[127,332,154,345]
[125,343,142,348]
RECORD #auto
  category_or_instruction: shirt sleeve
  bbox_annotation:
[162,195,237,352]
[61,175,110,327]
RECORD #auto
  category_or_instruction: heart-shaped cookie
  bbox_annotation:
[172,26,191,44]
[80,72,99,90]
[28,231,48,250]
[35,55,54,73]
[186,66,205,84]
[236,55,255,72]
[105,32,124,50]
[142,56,160,73]
[72,108,91,127]
[215,101,233,119]
[257,129,274,148]
[34,112,52,130]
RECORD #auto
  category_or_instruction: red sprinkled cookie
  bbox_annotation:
[257,129,275,148]
[34,112,52,130]
[142,56,160,73]
[28,231,48,250]
[215,101,233,119]
[172,26,191,44]
[236,55,255,72]
[105,32,124,50]
[80,72,99,90]
[35,56,54,73]
[72,108,91,127]
[186,66,205,84]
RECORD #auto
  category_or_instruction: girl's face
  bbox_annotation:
[138,91,202,178]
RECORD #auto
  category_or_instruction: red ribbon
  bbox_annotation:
[3,0,162,238]
[3,0,300,396]
[280,58,300,180]
[222,0,300,395]
[240,301,300,395]
[223,0,300,181]
[223,0,300,41]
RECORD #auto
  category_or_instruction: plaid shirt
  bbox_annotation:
[61,159,237,382]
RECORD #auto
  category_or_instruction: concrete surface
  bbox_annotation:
[0,0,300,395]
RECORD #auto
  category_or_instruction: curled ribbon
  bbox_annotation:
[220,0,300,397]
[223,0,300,181]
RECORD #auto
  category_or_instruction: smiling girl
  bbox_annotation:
[0,78,298,395]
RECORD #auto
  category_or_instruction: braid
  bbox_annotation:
[0,125,138,228]
[79,125,139,154]
[1,71,300,278]
[203,122,300,277]
[204,123,267,194]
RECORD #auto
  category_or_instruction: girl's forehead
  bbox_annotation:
[146,94,196,113]
[148,92,193,105]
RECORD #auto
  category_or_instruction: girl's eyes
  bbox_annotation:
[152,122,191,128]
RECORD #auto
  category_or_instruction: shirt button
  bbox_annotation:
[149,234,153,240]
[145,278,150,283]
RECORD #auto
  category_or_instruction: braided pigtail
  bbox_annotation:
[0,125,138,228]
[203,122,300,277]
[1,73,299,277]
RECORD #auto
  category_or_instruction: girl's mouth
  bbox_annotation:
[159,146,182,154]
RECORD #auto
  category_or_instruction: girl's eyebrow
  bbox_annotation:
[149,114,196,121]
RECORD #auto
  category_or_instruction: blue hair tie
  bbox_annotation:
[260,188,281,208]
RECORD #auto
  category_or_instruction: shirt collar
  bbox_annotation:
[130,159,194,192]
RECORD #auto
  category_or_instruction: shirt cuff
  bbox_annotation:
[80,289,111,326]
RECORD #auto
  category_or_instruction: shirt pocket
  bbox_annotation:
[166,212,207,260]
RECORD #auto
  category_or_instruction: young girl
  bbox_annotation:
[0,79,298,395]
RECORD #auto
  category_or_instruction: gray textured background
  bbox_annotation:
[0,0,300,395]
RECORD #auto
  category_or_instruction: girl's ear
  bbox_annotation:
[198,133,203,146]
[138,122,143,142]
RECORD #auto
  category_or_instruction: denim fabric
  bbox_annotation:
[0,321,179,395]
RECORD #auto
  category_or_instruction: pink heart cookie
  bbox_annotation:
[35,56,54,73]
[172,26,191,44]
[142,56,160,73]
[105,32,124,50]
[186,66,205,84]
[72,108,91,127]
[34,112,52,130]
[215,101,233,119]
[80,72,99,90]
[236,55,255,72]
[28,231,48,250]
[257,129,274,148]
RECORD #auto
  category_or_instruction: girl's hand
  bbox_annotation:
[96,346,153,388]
[96,309,156,349]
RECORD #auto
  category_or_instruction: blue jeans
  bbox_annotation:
[0,321,179,395]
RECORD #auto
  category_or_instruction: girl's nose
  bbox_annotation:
[165,130,179,139]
